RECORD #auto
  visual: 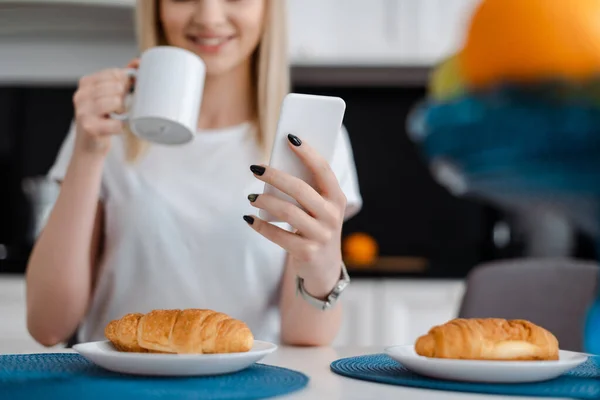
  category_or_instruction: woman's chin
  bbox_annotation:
[201,63,235,78]
[202,57,251,79]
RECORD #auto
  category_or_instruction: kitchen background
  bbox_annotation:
[0,0,596,352]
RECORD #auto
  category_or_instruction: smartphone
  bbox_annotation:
[259,93,346,222]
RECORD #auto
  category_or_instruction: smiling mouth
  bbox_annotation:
[186,35,234,47]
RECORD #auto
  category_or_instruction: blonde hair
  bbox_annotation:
[126,0,290,162]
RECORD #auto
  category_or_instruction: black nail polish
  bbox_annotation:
[247,194,259,202]
[287,134,302,147]
[250,165,265,176]
[243,215,255,225]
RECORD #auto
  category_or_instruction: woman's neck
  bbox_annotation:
[197,59,255,131]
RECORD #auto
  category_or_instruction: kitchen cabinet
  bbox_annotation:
[0,0,482,84]
[398,0,481,62]
[0,276,465,352]
[331,280,379,347]
[0,0,133,5]
[378,280,465,346]
[0,276,56,354]
[288,0,481,66]
[287,0,397,65]
[0,1,137,85]
[332,279,465,347]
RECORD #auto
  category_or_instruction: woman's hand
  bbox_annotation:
[245,134,347,298]
[72,58,139,158]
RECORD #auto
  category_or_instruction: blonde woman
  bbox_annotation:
[25,0,362,347]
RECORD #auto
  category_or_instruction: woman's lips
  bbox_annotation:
[187,35,234,54]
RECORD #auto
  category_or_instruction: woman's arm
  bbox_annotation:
[279,256,343,346]
[244,135,352,346]
[26,66,134,347]
[26,153,105,347]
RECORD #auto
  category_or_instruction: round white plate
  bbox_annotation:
[73,340,278,376]
[385,345,588,383]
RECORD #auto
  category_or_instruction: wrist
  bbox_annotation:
[70,152,105,173]
[74,130,112,160]
[300,263,343,300]
[71,141,108,168]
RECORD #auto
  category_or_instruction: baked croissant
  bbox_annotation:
[104,309,254,354]
[415,318,559,361]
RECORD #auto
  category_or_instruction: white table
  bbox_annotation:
[2,343,572,400]
[264,346,572,400]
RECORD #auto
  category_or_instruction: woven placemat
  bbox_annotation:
[331,354,600,399]
[0,353,309,400]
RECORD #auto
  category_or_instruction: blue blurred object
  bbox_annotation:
[408,85,600,354]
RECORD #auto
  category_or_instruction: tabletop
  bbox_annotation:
[1,341,574,400]
[262,346,573,400]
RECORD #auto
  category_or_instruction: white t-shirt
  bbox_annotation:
[48,122,362,344]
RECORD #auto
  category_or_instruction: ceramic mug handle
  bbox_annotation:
[109,68,137,121]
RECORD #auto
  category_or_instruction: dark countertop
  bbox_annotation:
[1,259,471,280]
[1,243,474,279]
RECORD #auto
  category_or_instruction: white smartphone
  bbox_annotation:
[259,93,346,222]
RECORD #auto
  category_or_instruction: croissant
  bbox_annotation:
[414,318,559,361]
[104,309,254,354]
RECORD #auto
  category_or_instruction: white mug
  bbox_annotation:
[111,46,206,145]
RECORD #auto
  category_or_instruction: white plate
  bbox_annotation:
[73,340,278,376]
[385,345,588,383]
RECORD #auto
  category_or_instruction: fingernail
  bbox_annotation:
[243,215,255,225]
[287,134,302,146]
[250,165,265,176]
[247,194,259,202]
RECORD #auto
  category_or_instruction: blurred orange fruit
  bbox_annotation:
[343,232,379,267]
[458,0,600,89]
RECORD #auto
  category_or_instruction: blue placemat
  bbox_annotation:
[0,353,309,400]
[331,354,600,399]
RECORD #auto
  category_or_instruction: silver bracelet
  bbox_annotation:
[295,262,350,310]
